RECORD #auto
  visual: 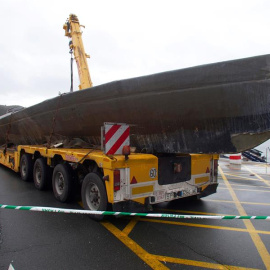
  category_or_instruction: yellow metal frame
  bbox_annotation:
[0,146,158,204]
[0,145,218,206]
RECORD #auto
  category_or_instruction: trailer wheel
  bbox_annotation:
[52,163,73,202]
[81,173,108,221]
[20,154,33,181]
[33,158,50,190]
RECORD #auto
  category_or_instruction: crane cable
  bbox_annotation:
[69,44,74,93]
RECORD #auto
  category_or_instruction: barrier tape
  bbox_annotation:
[1,204,270,220]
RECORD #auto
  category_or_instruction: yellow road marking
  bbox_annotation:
[219,167,270,269]
[122,218,138,236]
[78,201,83,208]
[219,182,270,189]
[244,166,270,187]
[223,173,263,181]
[101,221,169,270]
[218,187,270,193]
[137,217,270,235]
[156,208,226,216]
[204,199,270,206]
[154,255,260,270]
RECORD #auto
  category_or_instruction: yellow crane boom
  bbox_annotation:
[63,14,93,90]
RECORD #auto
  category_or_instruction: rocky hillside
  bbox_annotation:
[0,105,24,116]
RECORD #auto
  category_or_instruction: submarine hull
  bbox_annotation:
[1,54,270,153]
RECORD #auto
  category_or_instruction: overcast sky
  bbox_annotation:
[1,0,270,107]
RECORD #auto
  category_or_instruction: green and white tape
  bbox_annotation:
[1,204,270,220]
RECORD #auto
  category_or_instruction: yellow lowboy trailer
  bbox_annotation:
[0,15,219,220]
[0,136,219,220]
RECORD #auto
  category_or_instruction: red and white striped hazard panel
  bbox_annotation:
[103,123,130,155]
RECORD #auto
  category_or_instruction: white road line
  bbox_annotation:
[8,264,15,270]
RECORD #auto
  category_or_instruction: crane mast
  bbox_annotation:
[63,14,93,90]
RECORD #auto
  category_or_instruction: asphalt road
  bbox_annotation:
[1,159,270,270]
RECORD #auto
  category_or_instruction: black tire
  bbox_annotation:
[33,158,50,190]
[52,163,73,202]
[20,154,33,181]
[81,173,108,221]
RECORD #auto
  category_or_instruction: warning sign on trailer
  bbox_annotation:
[103,123,130,155]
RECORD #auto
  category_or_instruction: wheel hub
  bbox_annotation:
[35,164,42,184]
[86,183,101,210]
[21,160,26,177]
[55,172,65,195]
